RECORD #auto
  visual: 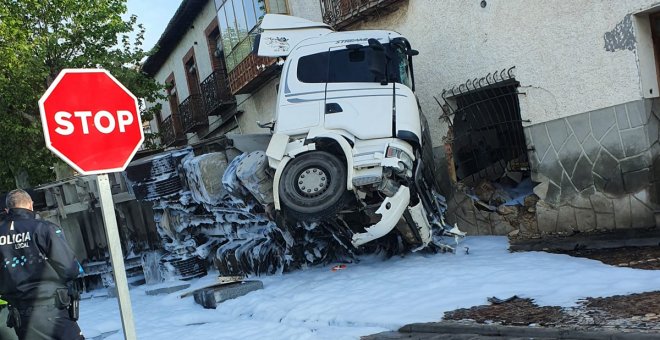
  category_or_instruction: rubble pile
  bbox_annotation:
[461,172,538,237]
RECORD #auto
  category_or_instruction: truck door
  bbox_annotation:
[323,45,394,140]
[275,45,326,136]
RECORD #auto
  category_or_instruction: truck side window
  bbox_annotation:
[298,49,382,83]
[298,44,412,88]
[297,52,329,83]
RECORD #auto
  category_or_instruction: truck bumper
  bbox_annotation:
[351,185,410,247]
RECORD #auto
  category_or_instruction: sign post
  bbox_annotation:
[39,69,144,340]
[96,174,136,339]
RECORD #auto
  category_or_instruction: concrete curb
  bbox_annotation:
[395,321,659,339]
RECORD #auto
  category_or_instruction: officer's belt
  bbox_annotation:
[8,298,57,310]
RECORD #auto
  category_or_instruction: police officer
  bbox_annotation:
[0,189,84,340]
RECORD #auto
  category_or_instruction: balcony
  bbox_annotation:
[228,53,277,95]
[200,69,236,121]
[160,114,186,147]
[179,94,207,133]
[320,0,404,30]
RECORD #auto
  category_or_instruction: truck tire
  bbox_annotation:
[279,151,348,221]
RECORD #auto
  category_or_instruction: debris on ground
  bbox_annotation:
[460,175,539,236]
[486,295,519,304]
[331,264,347,271]
[443,297,565,326]
[192,280,264,309]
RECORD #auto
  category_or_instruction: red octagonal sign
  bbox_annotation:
[39,69,144,175]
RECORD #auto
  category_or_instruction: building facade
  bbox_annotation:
[144,0,660,237]
[143,0,322,146]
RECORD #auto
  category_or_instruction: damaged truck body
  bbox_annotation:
[251,14,462,249]
[25,14,463,287]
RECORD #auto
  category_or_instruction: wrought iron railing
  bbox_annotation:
[160,114,185,147]
[438,67,529,183]
[320,0,404,30]
[200,69,235,116]
[179,94,207,133]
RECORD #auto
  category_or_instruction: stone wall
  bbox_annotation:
[446,98,660,236]
[527,98,660,234]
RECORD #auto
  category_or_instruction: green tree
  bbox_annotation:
[0,0,163,191]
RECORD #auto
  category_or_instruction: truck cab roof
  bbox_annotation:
[255,14,403,58]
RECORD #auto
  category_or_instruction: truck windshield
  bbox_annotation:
[297,43,413,88]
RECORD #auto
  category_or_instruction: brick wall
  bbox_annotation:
[228,54,276,95]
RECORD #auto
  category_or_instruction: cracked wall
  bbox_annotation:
[447,98,660,236]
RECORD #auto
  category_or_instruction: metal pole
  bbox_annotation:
[97,173,137,340]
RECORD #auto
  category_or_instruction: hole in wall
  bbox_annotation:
[440,68,536,231]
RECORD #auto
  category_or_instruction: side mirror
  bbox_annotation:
[406,49,419,56]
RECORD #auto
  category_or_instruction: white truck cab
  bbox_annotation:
[253,14,462,250]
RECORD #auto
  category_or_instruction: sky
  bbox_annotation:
[125,0,183,51]
[74,236,660,340]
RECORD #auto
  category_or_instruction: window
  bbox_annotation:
[183,48,200,96]
[215,0,287,72]
[205,19,225,71]
[449,80,526,182]
[391,44,412,89]
[297,43,412,87]
[165,73,179,119]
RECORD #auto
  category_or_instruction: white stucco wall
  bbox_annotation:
[233,78,279,134]
[150,0,218,123]
[288,0,323,22]
[346,0,660,146]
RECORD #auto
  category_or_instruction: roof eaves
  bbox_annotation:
[142,0,209,76]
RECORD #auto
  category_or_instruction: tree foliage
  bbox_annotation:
[0,0,163,191]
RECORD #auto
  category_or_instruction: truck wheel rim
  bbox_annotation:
[297,167,328,197]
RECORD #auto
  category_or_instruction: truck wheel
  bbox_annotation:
[279,151,348,221]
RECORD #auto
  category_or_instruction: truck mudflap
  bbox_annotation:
[351,185,410,247]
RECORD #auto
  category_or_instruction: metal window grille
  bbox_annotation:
[439,67,529,184]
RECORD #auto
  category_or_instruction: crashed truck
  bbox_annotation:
[251,14,465,249]
[123,14,465,279]
[26,14,464,288]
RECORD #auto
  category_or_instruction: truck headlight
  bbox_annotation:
[386,146,414,171]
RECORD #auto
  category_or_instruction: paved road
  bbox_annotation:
[362,321,660,340]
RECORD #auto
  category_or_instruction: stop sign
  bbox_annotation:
[39,69,144,175]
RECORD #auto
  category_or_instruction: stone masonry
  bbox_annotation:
[446,98,660,236]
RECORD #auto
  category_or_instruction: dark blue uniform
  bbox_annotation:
[0,208,84,340]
